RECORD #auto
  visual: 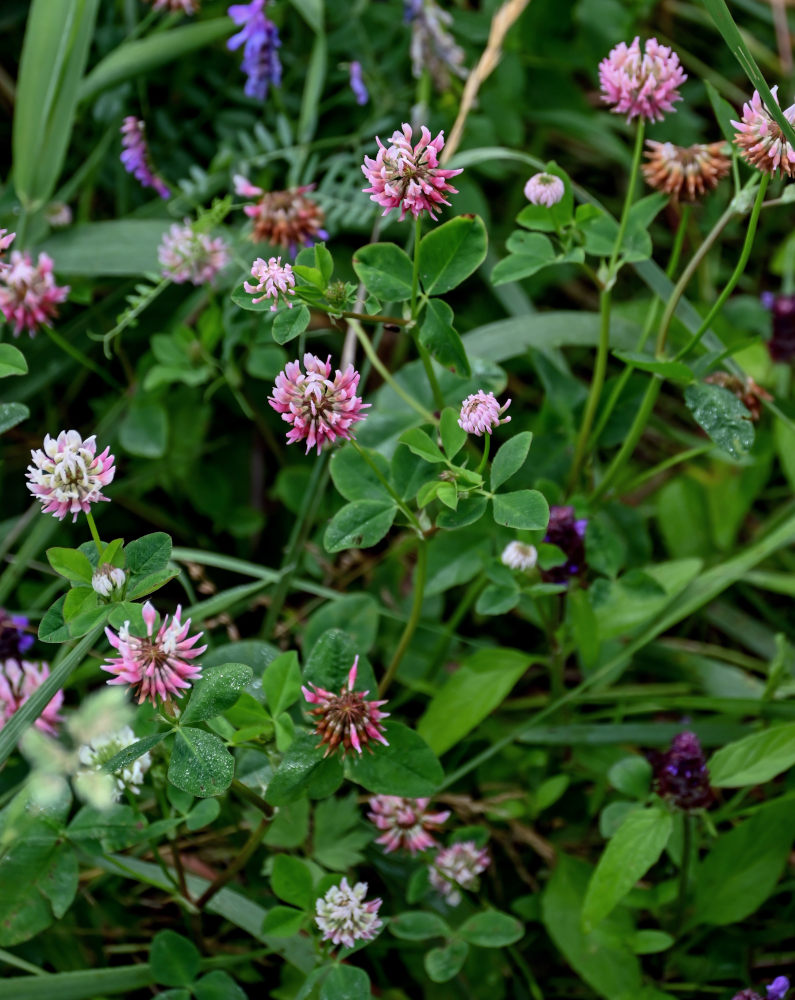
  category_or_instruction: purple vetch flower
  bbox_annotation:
[599,37,686,123]
[349,61,369,106]
[227,0,282,101]
[429,841,490,906]
[524,172,565,206]
[539,505,587,584]
[120,117,170,199]
[404,0,467,91]
[367,796,451,854]
[652,731,713,812]
[768,979,790,1000]
[458,390,511,436]
[26,430,115,522]
[762,291,795,362]
[0,610,34,660]
[301,656,389,757]
[314,877,382,949]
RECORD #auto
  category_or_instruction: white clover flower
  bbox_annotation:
[315,877,382,949]
[77,726,152,800]
[501,541,538,572]
[92,564,126,598]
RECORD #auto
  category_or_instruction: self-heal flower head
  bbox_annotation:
[458,390,511,437]
[244,256,295,310]
[540,505,587,584]
[362,123,463,222]
[227,0,282,101]
[302,655,389,758]
[762,291,795,362]
[158,221,230,285]
[315,877,383,949]
[732,87,795,178]
[599,37,686,123]
[120,117,170,199]
[501,541,538,572]
[643,141,730,202]
[524,173,565,207]
[349,61,369,106]
[233,178,329,256]
[652,731,713,812]
[367,796,451,854]
[26,430,115,523]
[78,725,152,800]
[92,564,127,599]
[268,354,370,454]
[429,841,490,906]
[0,610,34,660]
[0,251,70,337]
[0,660,63,736]
[147,0,199,12]
[102,601,206,707]
[0,229,15,267]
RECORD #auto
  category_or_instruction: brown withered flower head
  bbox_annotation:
[642,140,731,202]
[704,372,772,422]
[233,175,329,257]
[301,656,389,758]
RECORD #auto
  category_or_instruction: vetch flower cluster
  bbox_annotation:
[501,541,538,572]
[234,178,329,255]
[429,841,490,906]
[26,430,115,523]
[0,251,70,337]
[315,877,382,949]
[77,725,152,799]
[367,796,451,854]
[349,62,369,106]
[524,173,565,207]
[652,731,713,812]
[405,0,467,91]
[732,87,795,178]
[540,505,587,584]
[302,655,388,757]
[102,601,206,706]
[120,117,170,199]
[227,0,282,101]
[0,659,63,736]
[362,123,463,221]
[643,141,730,202]
[458,390,511,436]
[158,221,230,285]
[244,256,296,309]
[268,354,370,454]
[732,976,790,1000]
[599,37,686,122]
[0,610,34,660]
[762,291,795,362]
[92,564,127,599]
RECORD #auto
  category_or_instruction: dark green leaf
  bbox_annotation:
[457,910,523,947]
[708,723,795,787]
[0,344,28,378]
[103,733,166,775]
[613,352,693,382]
[419,299,471,377]
[46,547,94,584]
[419,214,488,295]
[389,911,451,941]
[440,407,467,458]
[262,905,306,937]
[346,721,443,796]
[684,383,754,460]
[330,446,392,503]
[352,243,414,301]
[323,500,397,553]
[193,971,248,1000]
[492,490,549,530]
[181,663,253,725]
[608,756,652,799]
[273,304,311,345]
[0,402,30,435]
[149,930,200,988]
[424,941,469,983]
[271,855,315,910]
[185,798,221,832]
[120,397,169,458]
[399,427,446,464]
[167,729,234,798]
[265,732,344,806]
[125,533,172,576]
[319,965,372,1000]
[262,651,302,716]
[490,432,533,491]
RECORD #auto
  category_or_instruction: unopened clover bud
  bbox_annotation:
[92,564,126,599]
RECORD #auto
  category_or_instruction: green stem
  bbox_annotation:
[43,324,124,391]
[379,540,427,696]
[409,214,445,412]
[476,433,491,475]
[673,175,769,361]
[261,454,330,638]
[411,215,422,318]
[84,510,104,560]
[196,816,270,910]
[675,813,693,929]
[567,288,612,492]
[351,440,422,534]
[620,444,713,495]
[607,119,646,279]
[350,320,437,423]
[591,378,661,503]
[340,310,410,326]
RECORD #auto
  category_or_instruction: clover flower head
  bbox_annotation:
[501,541,538,572]
[102,601,206,707]
[0,659,63,736]
[78,725,152,799]
[362,123,463,221]
[349,61,369,106]
[268,353,370,454]
[524,173,565,207]
[540,505,587,584]
[405,0,468,91]
[643,141,730,202]
[429,841,490,906]
[159,221,230,285]
[0,229,16,267]
[315,877,383,949]
[120,117,170,199]
[244,256,296,309]
[367,795,451,854]
[458,390,511,436]
[148,0,199,12]
[652,731,713,812]
[732,87,795,178]
[0,610,34,660]
[92,564,127,599]
[26,430,115,522]
[599,36,686,122]
[0,251,69,337]
[234,179,329,256]
[302,655,389,757]
[44,203,73,228]
[227,0,282,101]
